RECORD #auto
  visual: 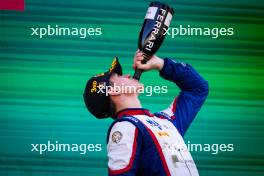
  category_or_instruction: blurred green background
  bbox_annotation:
[0,0,264,175]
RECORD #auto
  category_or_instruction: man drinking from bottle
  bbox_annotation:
[83,51,209,175]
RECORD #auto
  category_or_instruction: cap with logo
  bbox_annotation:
[83,57,122,119]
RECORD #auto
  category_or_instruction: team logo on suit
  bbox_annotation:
[112,131,123,144]
[146,118,162,130]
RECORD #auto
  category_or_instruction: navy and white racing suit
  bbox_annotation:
[107,58,209,176]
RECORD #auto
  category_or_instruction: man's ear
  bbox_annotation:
[107,86,121,96]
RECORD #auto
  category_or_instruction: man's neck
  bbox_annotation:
[115,95,142,113]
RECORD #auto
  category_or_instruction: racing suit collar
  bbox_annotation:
[116,108,154,118]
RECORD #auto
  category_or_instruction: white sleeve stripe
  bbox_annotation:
[160,97,178,119]
[171,97,178,112]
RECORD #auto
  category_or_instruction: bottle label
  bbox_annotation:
[145,7,158,20]
[164,12,172,27]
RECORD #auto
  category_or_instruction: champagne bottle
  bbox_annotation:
[133,1,174,80]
